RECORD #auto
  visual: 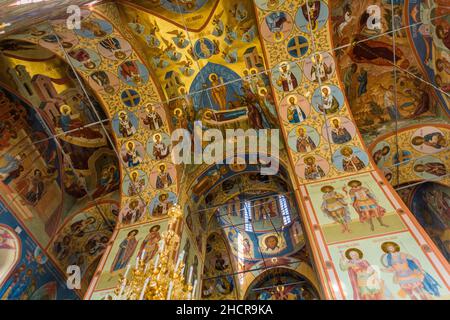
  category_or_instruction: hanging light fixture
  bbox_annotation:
[114,204,196,300]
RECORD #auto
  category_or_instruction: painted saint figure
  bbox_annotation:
[380,241,441,299]
[143,104,163,130]
[127,171,145,196]
[111,229,139,271]
[138,225,161,264]
[23,169,45,205]
[414,162,447,177]
[152,193,173,216]
[68,48,96,69]
[287,95,307,123]
[330,118,351,144]
[99,37,126,59]
[296,127,316,153]
[152,134,170,160]
[340,248,390,300]
[317,86,339,114]
[155,164,173,189]
[412,132,447,151]
[265,11,289,41]
[209,73,227,110]
[118,111,136,137]
[321,185,351,233]
[303,156,326,180]
[122,200,142,224]
[347,180,388,231]
[301,0,321,31]
[310,54,333,82]
[340,147,366,172]
[123,141,142,167]
[91,71,114,94]
[276,63,298,92]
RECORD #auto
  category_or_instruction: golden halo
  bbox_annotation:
[320,185,334,193]
[345,248,363,260]
[321,85,331,94]
[258,87,268,97]
[340,146,353,155]
[330,117,340,125]
[118,110,127,117]
[287,94,297,104]
[174,108,183,116]
[130,170,139,178]
[347,180,362,187]
[381,241,400,253]
[158,163,167,171]
[60,104,71,114]
[153,133,162,143]
[208,73,218,82]
[311,53,323,64]
[250,67,258,75]
[303,155,315,163]
[203,110,213,120]
[126,141,135,150]
[279,62,289,72]
[296,126,305,135]
[274,31,284,42]
[178,86,187,95]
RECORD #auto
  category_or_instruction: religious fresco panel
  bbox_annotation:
[0,199,79,300]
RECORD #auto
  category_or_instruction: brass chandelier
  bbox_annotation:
[114,204,196,300]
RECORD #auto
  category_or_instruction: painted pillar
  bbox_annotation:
[253,0,449,299]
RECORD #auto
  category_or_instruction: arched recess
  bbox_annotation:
[0,37,121,296]
[18,4,187,299]
[397,181,450,262]
[243,267,319,300]
[0,225,21,287]
[182,153,322,300]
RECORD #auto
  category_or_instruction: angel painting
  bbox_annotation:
[167,29,190,48]
[161,37,182,62]
[176,56,195,76]
[212,10,224,36]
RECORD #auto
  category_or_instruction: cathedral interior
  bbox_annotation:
[0,0,448,301]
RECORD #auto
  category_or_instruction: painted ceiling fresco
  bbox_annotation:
[0,0,448,301]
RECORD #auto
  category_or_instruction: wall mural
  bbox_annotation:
[120,0,280,141]
[407,0,449,111]
[1,0,448,300]
[201,232,238,299]
[244,267,319,300]
[399,182,449,262]
[253,0,449,299]
[330,0,449,145]
[0,37,123,296]
[90,218,172,294]
[369,124,450,187]
[0,199,79,300]
[186,157,317,297]
[0,5,184,298]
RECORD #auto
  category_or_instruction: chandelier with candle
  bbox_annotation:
[114,204,197,300]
